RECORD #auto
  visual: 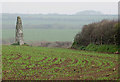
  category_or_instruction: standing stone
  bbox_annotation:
[15,16,24,45]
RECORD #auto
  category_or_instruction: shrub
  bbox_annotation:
[85,44,118,53]
[11,42,29,46]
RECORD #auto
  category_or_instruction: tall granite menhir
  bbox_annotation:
[15,16,24,45]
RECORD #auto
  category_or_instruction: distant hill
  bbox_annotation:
[75,10,103,15]
[2,10,117,29]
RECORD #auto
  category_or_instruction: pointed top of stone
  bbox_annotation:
[17,16,21,19]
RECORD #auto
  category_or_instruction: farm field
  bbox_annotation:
[2,29,80,43]
[2,45,119,80]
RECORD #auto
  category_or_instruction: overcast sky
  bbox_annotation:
[2,2,118,15]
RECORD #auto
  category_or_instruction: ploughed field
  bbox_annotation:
[2,45,118,80]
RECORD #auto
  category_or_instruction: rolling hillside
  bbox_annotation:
[2,13,117,29]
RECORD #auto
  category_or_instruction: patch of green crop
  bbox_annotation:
[2,45,118,80]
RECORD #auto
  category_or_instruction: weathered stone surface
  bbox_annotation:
[15,16,24,45]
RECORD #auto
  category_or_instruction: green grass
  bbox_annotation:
[85,44,119,53]
[72,43,119,53]
[2,29,80,42]
[2,45,119,80]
